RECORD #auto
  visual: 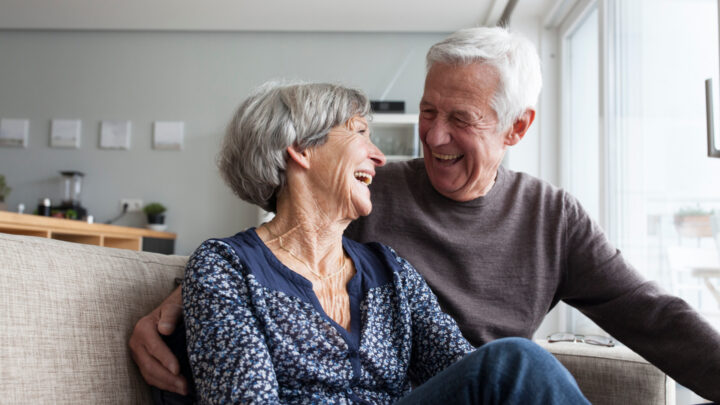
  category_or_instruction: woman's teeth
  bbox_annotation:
[354,172,372,185]
[432,152,463,160]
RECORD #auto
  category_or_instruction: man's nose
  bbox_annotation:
[423,119,452,147]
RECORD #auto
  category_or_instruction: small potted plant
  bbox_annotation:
[144,202,167,231]
[0,174,11,211]
[674,207,714,238]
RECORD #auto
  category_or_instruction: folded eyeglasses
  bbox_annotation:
[547,332,616,347]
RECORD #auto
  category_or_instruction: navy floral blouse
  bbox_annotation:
[183,229,473,404]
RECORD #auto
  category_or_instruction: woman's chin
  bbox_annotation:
[341,200,372,221]
[353,202,373,218]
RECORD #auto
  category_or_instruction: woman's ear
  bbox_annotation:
[286,144,311,169]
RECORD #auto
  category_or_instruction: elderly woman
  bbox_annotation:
[182,81,588,404]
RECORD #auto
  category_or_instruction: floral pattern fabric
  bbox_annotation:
[183,230,473,404]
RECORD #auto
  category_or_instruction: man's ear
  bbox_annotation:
[505,108,536,146]
[286,144,311,169]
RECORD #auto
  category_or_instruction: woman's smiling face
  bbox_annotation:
[305,116,386,220]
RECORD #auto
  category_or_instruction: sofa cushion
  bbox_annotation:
[537,339,676,405]
[0,233,187,404]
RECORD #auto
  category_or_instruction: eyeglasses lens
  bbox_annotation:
[547,333,615,347]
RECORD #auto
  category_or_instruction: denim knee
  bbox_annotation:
[469,337,577,386]
[481,337,549,361]
[470,337,588,404]
[459,337,542,380]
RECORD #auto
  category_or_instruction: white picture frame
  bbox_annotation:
[153,121,184,151]
[50,119,82,149]
[100,120,132,150]
[0,119,29,148]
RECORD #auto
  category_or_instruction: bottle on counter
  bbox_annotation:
[38,198,52,216]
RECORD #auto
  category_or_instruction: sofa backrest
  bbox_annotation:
[0,232,188,404]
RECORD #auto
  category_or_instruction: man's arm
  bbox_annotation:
[560,192,720,402]
[128,286,188,395]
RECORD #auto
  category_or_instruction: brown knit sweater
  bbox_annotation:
[346,158,720,401]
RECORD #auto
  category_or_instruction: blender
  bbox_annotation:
[56,171,88,219]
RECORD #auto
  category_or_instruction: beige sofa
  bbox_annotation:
[0,232,675,404]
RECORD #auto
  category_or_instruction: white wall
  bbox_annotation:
[0,30,446,254]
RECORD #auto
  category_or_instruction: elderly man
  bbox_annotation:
[130,27,720,401]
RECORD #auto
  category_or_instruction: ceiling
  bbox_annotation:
[0,0,548,32]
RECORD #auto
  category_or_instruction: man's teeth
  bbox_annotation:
[354,172,372,185]
[432,152,463,160]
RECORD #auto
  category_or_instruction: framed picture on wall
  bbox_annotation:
[50,119,81,149]
[0,119,29,148]
[153,121,184,151]
[100,120,131,150]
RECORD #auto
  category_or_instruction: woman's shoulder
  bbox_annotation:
[192,228,260,257]
[186,229,261,277]
[343,238,415,279]
[186,239,242,278]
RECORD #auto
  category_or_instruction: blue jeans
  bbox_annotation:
[396,337,590,405]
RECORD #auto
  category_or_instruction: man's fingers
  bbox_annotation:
[133,347,188,395]
[158,303,183,335]
[158,286,184,336]
[129,314,185,395]
[146,334,181,376]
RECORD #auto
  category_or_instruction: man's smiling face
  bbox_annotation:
[419,62,511,202]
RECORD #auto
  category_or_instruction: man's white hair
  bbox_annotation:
[426,27,542,131]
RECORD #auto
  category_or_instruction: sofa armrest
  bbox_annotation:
[536,339,675,405]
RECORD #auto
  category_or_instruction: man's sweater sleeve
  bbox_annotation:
[559,192,720,401]
[183,240,281,404]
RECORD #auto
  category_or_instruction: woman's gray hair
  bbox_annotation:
[218,81,370,212]
[426,26,542,131]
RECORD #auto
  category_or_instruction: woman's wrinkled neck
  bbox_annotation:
[257,179,349,271]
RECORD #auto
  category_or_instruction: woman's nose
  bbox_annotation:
[369,141,386,167]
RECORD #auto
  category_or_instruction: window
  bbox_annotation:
[607,0,720,324]
[563,6,600,222]
[561,0,720,331]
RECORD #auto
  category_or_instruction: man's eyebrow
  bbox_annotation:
[450,110,477,120]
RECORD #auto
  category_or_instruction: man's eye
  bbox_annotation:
[421,110,436,119]
[452,117,470,127]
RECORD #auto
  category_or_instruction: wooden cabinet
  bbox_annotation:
[0,211,176,252]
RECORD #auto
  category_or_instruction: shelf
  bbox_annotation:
[370,113,419,125]
[52,232,102,246]
[369,113,421,158]
[385,155,418,162]
[0,211,174,252]
[0,225,50,238]
[104,236,143,250]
